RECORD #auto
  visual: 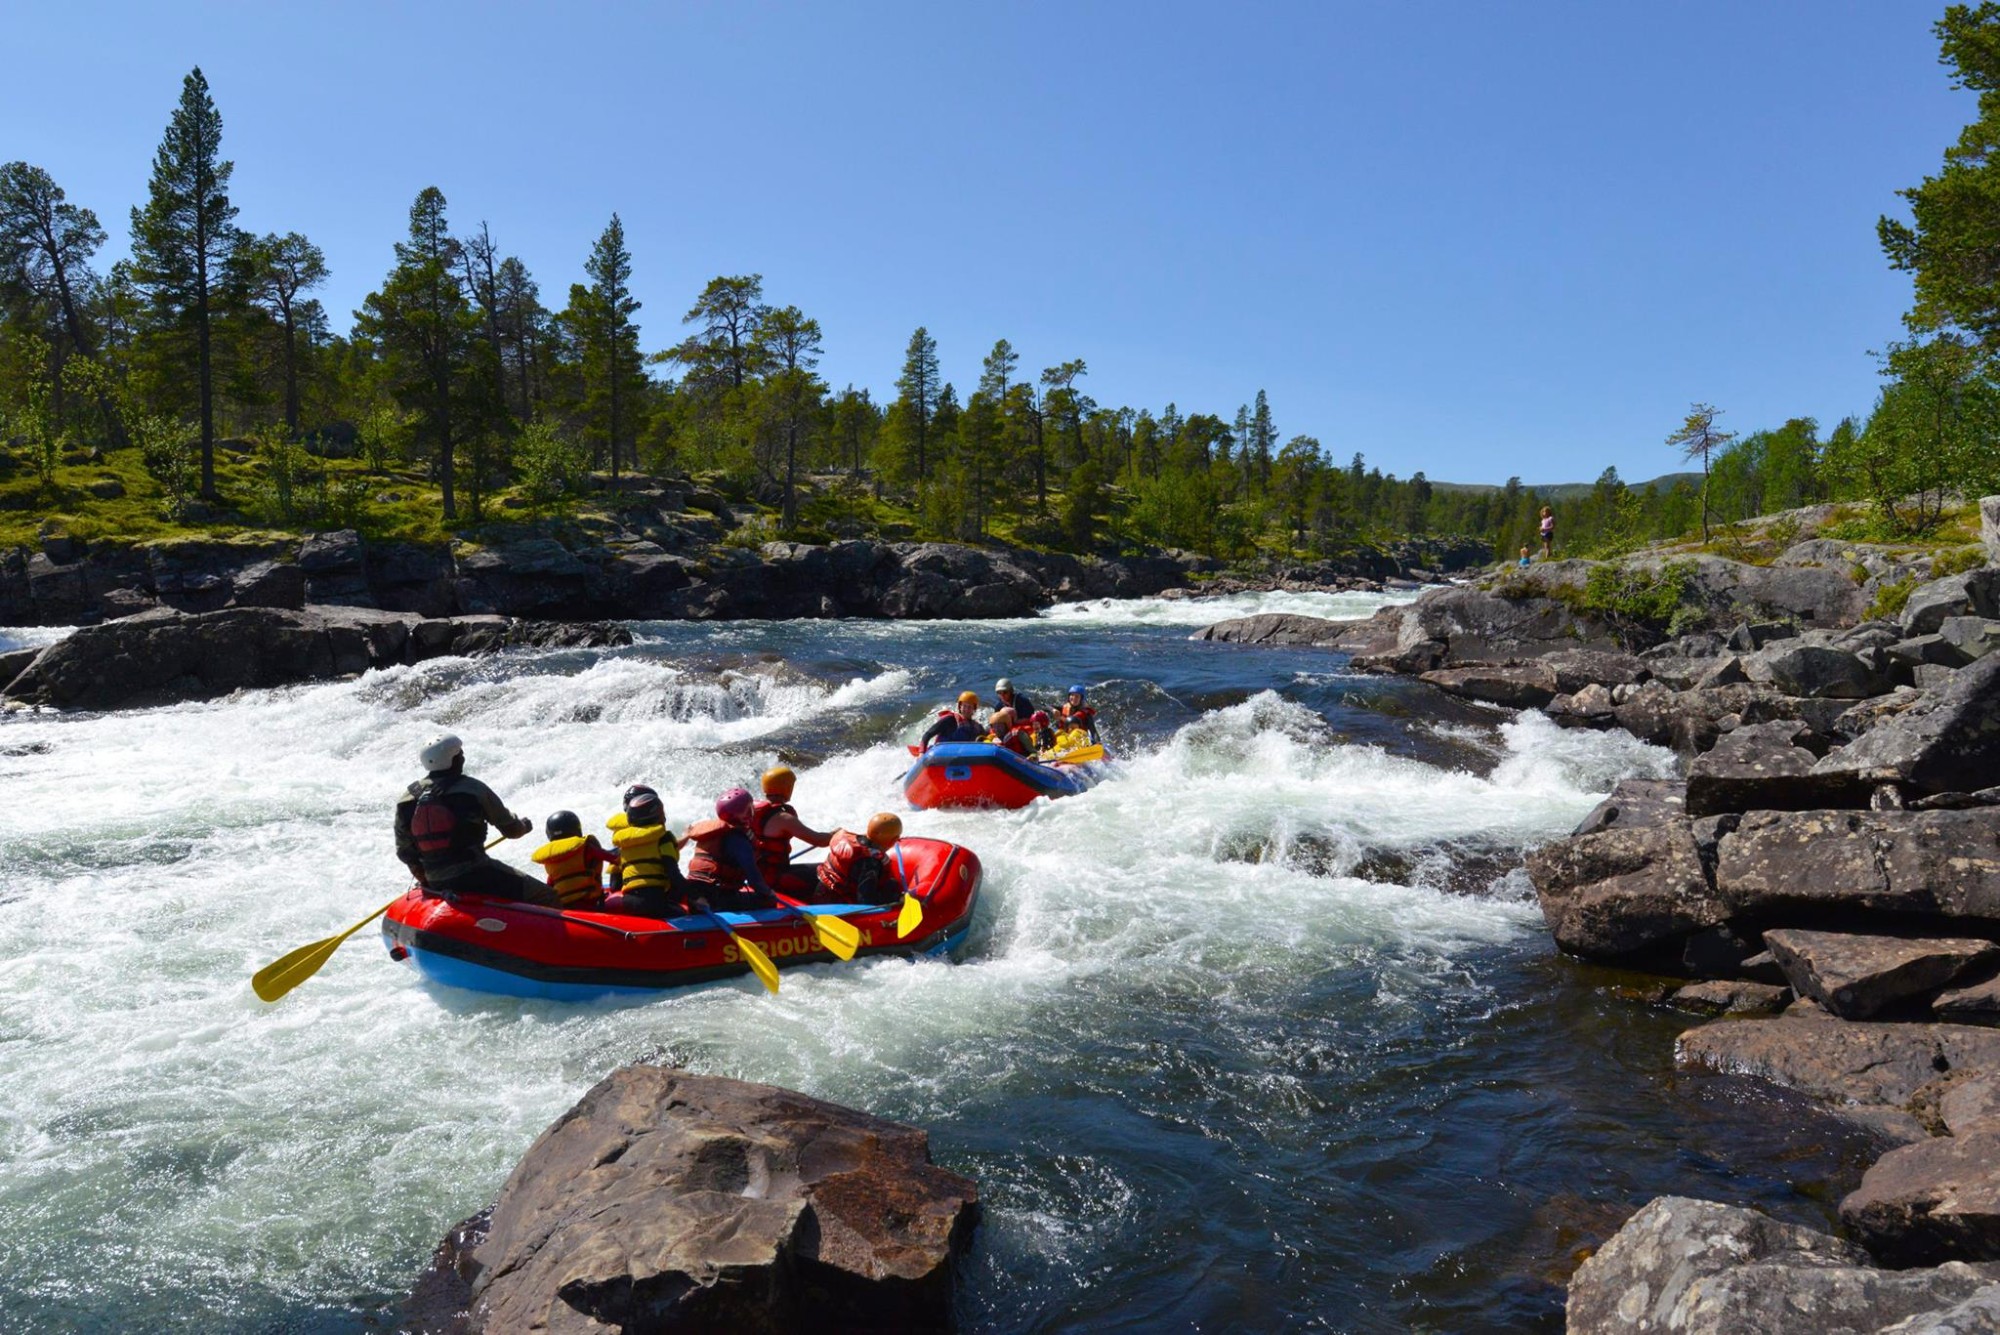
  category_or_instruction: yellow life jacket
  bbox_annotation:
[1054,728,1089,752]
[531,835,602,907]
[609,817,678,892]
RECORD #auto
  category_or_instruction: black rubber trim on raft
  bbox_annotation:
[382,913,967,991]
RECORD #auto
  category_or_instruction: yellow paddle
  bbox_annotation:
[700,910,781,993]
[1038,742,1105,765]
[892,842,923,939]
[254,833,510,1002]
[774,895,861,960]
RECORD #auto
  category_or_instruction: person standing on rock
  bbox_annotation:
[919,692,986,750]
[394,735,551,904]
[1539,506,1556,560]
[751,766,831,896]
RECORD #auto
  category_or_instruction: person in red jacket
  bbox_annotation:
[751,765,830,896]
[815,813,905,906]
[682,788,779,911]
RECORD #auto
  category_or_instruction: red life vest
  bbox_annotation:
[1062,704,1097,729]
[684,817,747,890]
[818,829,891,901]
[750,799,795,884]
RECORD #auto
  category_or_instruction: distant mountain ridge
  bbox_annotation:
[1428,471,1701,499]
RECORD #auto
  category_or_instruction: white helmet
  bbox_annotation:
[995,677,1013,692]
[419,733,463,772]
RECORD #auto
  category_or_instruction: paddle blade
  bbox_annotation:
[252,936,344,1002]
[252,902,395,1003]
[810,916,858,961]
[896,893,923,939]
[907,744,921,756]
[1051,744,1104,765]
[734,930,781,994]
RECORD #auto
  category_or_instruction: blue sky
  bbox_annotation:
[4,1,1968,484]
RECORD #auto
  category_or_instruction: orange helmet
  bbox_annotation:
[761,765,796,799]
[866,812,903,847]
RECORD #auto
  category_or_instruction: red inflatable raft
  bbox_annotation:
[381,836,980,1000]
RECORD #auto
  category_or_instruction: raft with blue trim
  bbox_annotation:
[380,836,980,1001]
[901,741,1107,811]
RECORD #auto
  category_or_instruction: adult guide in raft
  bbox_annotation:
[252,732,964,1001]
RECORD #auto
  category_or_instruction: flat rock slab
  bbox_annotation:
[1814,652,2000,797]
[1671,980,1790,1016]
[1418,661,1559,708]
[1938,975,2000,1028]
[1715,807,2000,919]
[1566,1195,2000,1334]
[1675,1018,2000,1144]
[415,1065,978,1334]
[1191,612,1348,647]
[1764,929,1998,1020]
[1684,720,1848,817]
[1844,1129,2000,1267]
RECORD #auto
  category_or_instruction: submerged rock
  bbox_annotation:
[408,1065,978,1335]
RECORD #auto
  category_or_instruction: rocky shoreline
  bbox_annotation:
[1201,500,2000,1330]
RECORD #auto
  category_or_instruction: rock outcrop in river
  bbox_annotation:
[1,605,628,710]
[1199,504,2000,1324]
[405,1065,979,1335]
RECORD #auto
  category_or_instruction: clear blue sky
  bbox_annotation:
[5,1,1968,485]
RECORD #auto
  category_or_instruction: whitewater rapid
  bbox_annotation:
[0,589,1681,1330]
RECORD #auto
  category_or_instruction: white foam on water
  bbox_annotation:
[1039,585,1423,628]
[0,645,1671,1324]
[0,624,74,653]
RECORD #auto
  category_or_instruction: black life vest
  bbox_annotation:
[409,776,486,867]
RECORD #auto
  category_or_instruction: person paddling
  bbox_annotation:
[752,766,830,896]
[602,784,691,917]
[530,810,618,908]
[683,788,780,911]
[815,813,906,906]
[394,734,550,904]
[920,691,986,750]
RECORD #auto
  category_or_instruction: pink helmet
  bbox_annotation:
[716,787,754,823]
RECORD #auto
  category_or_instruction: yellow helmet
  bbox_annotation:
[866,812,903,847]
[761,765,796,799]
[956,690,980,710]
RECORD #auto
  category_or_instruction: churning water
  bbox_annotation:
[0,592,1878,1332]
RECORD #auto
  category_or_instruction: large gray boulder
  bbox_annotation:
[1762,929,1998,1021]
[1566,1195,2000,1335]
[1193,613,1348,647]
[1904,570,2000,637]
[1676,1018,2000,1143]
[1714,808,2000,920]
[1844,1130,2000,1266]
[1418,661,1560,708]
[1742,642,1892,699]
[1526,782,1724,965]
[408,1066,979,1335]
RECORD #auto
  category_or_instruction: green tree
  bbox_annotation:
[0,163,105,366]
[671,274,766,392]
[355,186,481,519]
[129,67,241,500]
[894,326,941,481]
[238,231,327,436]
[1666,402,1735,542]
[751,304,825,526]
[1835,335,2000,534]
[1273,434,1323,544]
[575,213,646,484]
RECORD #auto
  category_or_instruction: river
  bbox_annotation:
[0,591,1877,1332]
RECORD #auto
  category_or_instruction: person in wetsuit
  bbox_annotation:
[394,734,550,904]
[682,788,780,912]
[919,691,986,750]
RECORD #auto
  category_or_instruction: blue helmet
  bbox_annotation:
[1067,684,1087,698]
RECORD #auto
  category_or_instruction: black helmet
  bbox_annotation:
[545,810,582,840]
[623,783,663,825]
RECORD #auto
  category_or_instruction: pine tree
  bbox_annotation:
[577,213,645,484]
[751,304,824,526]
[356,187,480,519]
[238,231,326,436]
[130,68,240,499]
[894,326,941,480]
[1249,389,1277,494]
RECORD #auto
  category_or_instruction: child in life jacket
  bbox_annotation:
[529,810,619,908]
[600,784,691,918]
[1058,684,1100,743]
[683,788,779,912]
[815,813,906,906]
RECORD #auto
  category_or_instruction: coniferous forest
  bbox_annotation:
[7,14,2000,567]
